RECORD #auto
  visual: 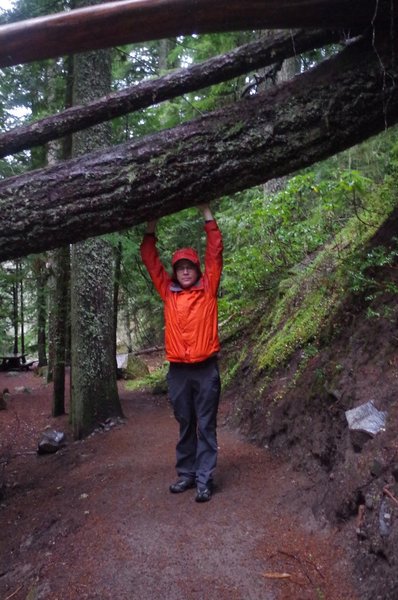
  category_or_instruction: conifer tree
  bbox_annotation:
[70,0,123,438]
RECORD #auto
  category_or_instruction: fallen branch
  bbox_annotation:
[219,312,239,329]
[383,485,398,507]
[133,345,164,356]
[0,0,390,68]
[357,503,366,529]
[4,585,23,600]
[275,551,314,584]
[262,572,292,579]
[271,548,326,584]
[0,29,340,158]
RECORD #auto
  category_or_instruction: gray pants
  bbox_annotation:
[167,357,221,486]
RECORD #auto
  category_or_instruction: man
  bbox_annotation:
[140,204,223,502]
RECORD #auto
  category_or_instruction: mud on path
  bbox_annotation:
[0,371,357,600]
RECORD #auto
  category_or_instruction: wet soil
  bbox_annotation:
[0,370,357,600]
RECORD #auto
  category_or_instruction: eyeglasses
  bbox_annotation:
[175,264,196,272]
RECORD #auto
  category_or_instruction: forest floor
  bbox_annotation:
[0,368,359,600]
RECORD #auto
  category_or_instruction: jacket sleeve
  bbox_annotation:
[204,220,223,296]
[140,233,170,301]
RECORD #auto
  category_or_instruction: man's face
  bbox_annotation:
[175,260,199,289]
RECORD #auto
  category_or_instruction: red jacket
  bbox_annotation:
[140,220,223,363]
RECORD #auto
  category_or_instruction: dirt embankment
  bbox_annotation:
[228,219,398,600]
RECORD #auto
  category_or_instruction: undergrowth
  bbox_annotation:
[124,363,168,392]
[221,177,398,396]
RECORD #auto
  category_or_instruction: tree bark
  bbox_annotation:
[19,263,25,356]
[0,34,397,262]
[46,65,64,385]
[46,263,56,382]
[0,0,393,68]
[48,54,72,413]
[32,257,48,367]
[70,15,123,438]
[113,241,122,362]
[52,246,70,416]
[12,267,18,355]
[0,29,341,158]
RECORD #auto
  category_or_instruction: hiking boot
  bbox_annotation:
[169,477,195,494]
[195,485,212,503]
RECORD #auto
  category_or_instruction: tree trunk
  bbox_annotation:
[0,0,393,68]
[50,56,73,415]
[46,147,62,383]
[46,263,55,381]
[32,257,48,367]
[12,267,18,355]
[19,263,25,357]
[71,237,123,437]
[123,302,133,353]
[0,34,396,262]
[52,246,70,416]
[113,241,122,359]
[70,8,122,438]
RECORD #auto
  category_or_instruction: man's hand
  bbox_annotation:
[146,220,158,234]
[198,204,214,221]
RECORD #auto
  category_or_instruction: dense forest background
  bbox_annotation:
[1,2,398,598]
[1,0,397,394]
[0,0,396,416]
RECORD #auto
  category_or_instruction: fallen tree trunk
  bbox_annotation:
[0,34,397,261]
[133,346,164,356]
[0,29,341,158]
[0,0,393,68]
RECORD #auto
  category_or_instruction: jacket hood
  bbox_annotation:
[171,247,201,273]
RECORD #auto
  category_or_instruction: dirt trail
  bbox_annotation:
[0,371,356,600]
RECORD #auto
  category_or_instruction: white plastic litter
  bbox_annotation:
[116,353,128,369]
